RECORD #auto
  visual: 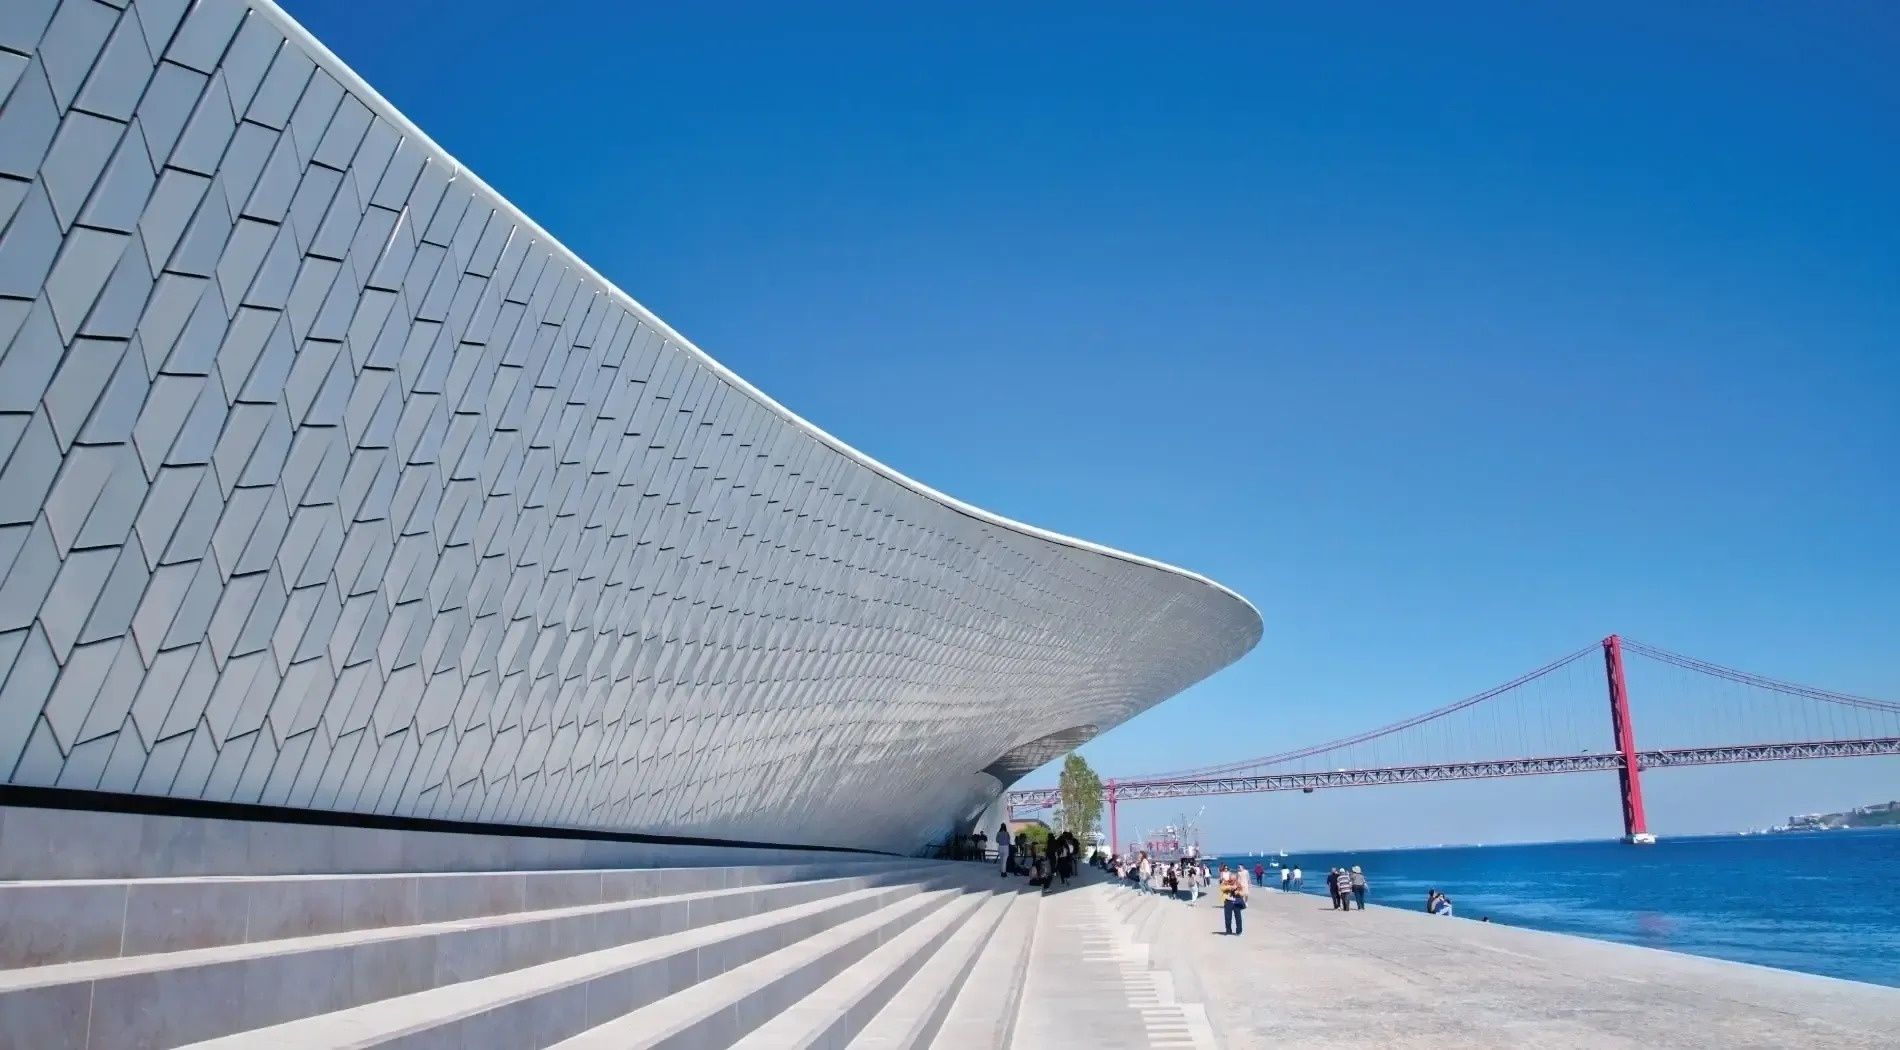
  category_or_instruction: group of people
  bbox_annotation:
[1247,860,1372,911]
[984,823,1482,935]
[1103,851,1255,935]
[1098,850,1474,933]
[995,824,1085,892]
[1248,860,1372,912]
[1327,866,1369,910]
[1110,851,1215,903]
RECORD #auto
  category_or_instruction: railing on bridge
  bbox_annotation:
[1006,636,1900,847]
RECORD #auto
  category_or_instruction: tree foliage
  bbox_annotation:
[1057,752,1104,841]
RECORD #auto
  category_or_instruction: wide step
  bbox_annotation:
[847,891,1019,1050]
[929,891,1042,1049]
[0,853,1035,1050]
[0,861,916,970]
[175,879,945,1048]
[725,890,993,1050]
[0,871,921,1049]
[548,886,963,1049]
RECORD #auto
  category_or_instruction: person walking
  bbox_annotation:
[1291,866,1303,890]
[1253,862,1266,889]
[1349,866,1368,910]
[997,824,1011,877]
[1327,869,1344,910]
[1280,866,1292,891]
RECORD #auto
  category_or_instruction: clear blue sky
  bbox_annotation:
[284,0,1900,850]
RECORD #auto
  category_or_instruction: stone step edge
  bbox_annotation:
[0,870,910,992]
[174,880,947,1049]
[842,889,1018,1050]
[548,887,966,1050]
[0,862,937,973]
[0,859,930,890]
[928,890,1042,1049]
[725,891,993,1050]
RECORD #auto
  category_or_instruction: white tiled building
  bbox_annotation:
[0,0,1261,854]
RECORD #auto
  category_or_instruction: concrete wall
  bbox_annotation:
[0,0,1261,855]
[0,802,898,880]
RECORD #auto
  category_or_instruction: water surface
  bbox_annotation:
[1220,827,1900,986]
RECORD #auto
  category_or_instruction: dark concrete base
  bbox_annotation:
[0,801,876,881]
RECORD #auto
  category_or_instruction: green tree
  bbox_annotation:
[1057,753,1104,842]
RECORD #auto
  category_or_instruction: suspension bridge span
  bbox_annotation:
[1006,636,1900,848]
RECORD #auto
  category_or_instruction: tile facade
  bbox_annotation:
[0,0,1260,854]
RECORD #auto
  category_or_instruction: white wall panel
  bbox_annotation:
[0,0,1262,854]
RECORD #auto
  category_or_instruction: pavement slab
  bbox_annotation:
[1146,885,1900,1049]
[1012,879,1218,1050]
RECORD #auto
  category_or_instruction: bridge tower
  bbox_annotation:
[1602,635,1655,844]
[1106,779,1119,855]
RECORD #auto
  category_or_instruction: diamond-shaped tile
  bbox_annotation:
[0,183,61,299]
[41,109,126,230]
[220,11,285,117]
[162,0,246,76]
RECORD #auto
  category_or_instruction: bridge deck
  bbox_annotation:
[1135,882,1900,1048]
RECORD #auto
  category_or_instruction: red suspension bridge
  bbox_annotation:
[1006,636,1900,849]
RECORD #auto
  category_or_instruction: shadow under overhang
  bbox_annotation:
[980,725,1101,787]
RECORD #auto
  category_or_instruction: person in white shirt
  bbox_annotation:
[1280,866,1292,890]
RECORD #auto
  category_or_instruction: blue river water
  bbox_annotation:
[1217,827,1900,987]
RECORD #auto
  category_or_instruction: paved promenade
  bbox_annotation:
[1013,876,1218,1049]
[1140,885,1900,1049]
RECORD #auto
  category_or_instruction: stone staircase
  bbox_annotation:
[0,857,1046,1050]
[1011,877,1220,1050]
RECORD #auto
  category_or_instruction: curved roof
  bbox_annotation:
[257,1,1261,632]
[0,0,1263,856]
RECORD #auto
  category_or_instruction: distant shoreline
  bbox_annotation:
[1210,824,1900,858]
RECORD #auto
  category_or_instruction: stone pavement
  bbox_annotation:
[1144,886,1900,1049]
[1011,875,1218,1050]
